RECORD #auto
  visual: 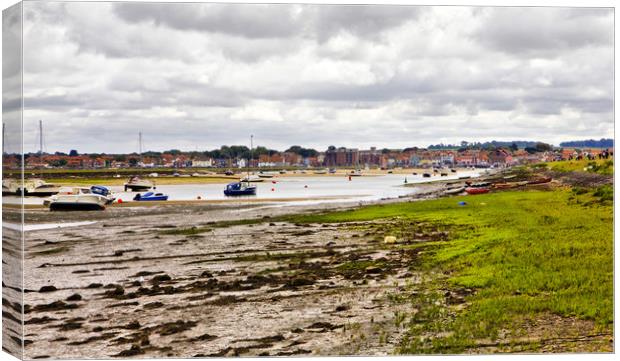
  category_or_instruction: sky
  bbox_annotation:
[6,2,615,153]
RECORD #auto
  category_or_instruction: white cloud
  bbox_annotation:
[13,2,614,153]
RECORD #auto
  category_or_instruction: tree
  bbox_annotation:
[535,142,552,152]
[510,142,518,151]
[69,149,79,157]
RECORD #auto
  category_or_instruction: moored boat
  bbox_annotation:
[258,172,275,178]
[422,173,431,178]
[445,186,465,195]
[224,182,257,196]
[44,187,110,211]
[124,176,154,191]
[241,175,263,182]
[133,192,169,201]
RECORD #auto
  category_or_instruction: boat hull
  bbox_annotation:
[124,184,153,191]
[224,189,257,196]
[465,187,489,195]
[49,202,105,211]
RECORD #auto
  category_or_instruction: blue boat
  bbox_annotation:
[133,191,169,201]
[90,185,115,204]
[224,182,257,196]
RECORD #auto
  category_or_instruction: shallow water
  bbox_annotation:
[7,171,481,205]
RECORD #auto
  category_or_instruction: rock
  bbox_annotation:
[39,285,57,293]
[86,283,103,289]
[335,304,350,312]
[66,293,82,301]
[151,274,172,284]
[103,285,125,298]
[365,266,382,274]
[384,236,397,244]
[115,345,143,357]
[200,271,213,278]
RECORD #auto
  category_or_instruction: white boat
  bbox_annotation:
[2,179,19,195]
[25,179,61,196]
[240,175,263,182]
[44,187,112,211]
[349,170,362,176]
[257,172,275,178]
[124,176,154,191]
[313,169,328,174]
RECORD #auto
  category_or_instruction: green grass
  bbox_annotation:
[283,189,613,352]
[539,159,614,175]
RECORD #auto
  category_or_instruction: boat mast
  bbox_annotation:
[138,131,142,166]
[248,134,253,182]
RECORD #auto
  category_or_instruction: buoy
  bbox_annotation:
[271,188,275,192]
[118,199,123,203]
[197,196,201,200]
[348,176,352,181]
[272,181,277,184]
[404,177,408,184]
[304,185,308,188]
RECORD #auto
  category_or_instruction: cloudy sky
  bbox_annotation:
[11,2,615,153]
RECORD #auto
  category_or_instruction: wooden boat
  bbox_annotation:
[465,187,489,195]
[133,192,168,201]
[124,176,154,191]
[527,177,552,185]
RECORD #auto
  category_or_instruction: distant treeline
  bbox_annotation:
[428,140,545,150]
[559,138,614,148]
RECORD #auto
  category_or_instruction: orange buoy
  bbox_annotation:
[271,188,275,191]
[348,176,352,181]
[272,181,277,184]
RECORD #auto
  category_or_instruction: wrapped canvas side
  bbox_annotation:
[2,2,24,359]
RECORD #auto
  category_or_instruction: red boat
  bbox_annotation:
[465,187,490,195]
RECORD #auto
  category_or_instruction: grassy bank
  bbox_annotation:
[533,159,614,175]
[284,187,613,352]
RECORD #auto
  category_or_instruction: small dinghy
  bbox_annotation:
[133,192,169,201]
[465,187,489,195]
[422,173,431,178]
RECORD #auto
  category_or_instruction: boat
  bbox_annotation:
[328,168,337,174]
[44,187,111,211]
[313,169,327,175]
[527,177,552,185]
[2,179,20,196]
[133,191,169,201]
[258,172,275,178]
[225,135,258,196]
[27,179,61,196]
[225,170,235,176]
[350,170,362,176]
[124,176,154,191]
[240,175,263,182]
[450,169,457,173]
[90,185,116,204]
[279,170,287,174]
[422,173,431,178]
[224,182,257,196]
[440,172,448,177]
[445,186,465,195]
[465,187,489,195]
[458,176,471,180]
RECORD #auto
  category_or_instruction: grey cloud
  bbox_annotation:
[473,7,613,55]
[113,3,303,39]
